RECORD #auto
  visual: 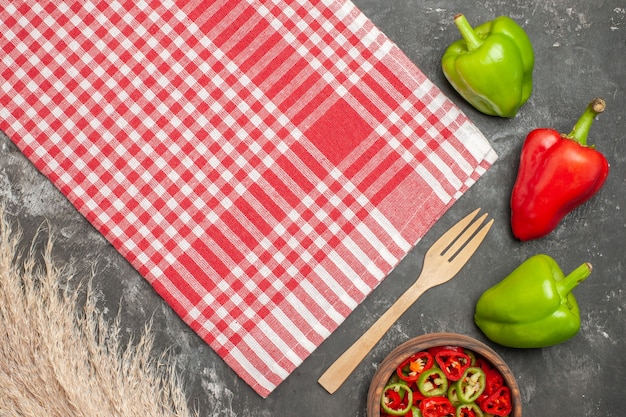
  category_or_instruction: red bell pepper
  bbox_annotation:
[510,98,610,240]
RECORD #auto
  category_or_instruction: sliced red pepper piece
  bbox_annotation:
[483,368,504,396]
[428,345,465,357]
[412,387,427,405]
[476,393,489,409]
[479,385,512,416]
[397,351,434,382]
[473,357,493,374]
[435,349,471,381]
[419,396,455,417]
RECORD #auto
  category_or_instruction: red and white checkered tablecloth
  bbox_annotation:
[0,0,496,397]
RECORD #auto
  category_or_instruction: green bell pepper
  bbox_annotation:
[474,254,592,348]
[442,14,534,118]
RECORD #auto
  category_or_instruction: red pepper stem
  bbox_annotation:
[454,14,483,51]
[556,262,592,298]
[564,98,606,147]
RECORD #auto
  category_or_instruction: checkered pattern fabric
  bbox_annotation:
[0,0,496,397]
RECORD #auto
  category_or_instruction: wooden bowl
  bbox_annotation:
[367,333,521,417]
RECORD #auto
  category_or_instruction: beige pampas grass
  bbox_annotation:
[0,208,196,417]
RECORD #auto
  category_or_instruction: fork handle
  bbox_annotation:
[318,282,427,394]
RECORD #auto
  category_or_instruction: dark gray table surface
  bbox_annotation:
[1,1,624,416]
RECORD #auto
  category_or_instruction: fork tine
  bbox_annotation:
[447,217,494,266]
[430,208,481,254]
[443,212,489,258]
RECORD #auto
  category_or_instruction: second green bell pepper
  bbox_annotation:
[442,14,534,118]
[474,254,592,348]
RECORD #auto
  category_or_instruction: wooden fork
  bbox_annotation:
[318,209,494,394]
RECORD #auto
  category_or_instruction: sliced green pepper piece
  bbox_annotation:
[410,405,422,417]
[417,368,449,397]
[456,367,486,403]
[381,382,413,416]
[448,383,462,407]
[463,349,477,366]
[456,402,484,417]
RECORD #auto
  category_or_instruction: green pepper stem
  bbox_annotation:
[557,262,592,298]
[564,98,606,146]
[454,14,483,51]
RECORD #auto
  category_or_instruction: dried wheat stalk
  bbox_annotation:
[0,208,196,417]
